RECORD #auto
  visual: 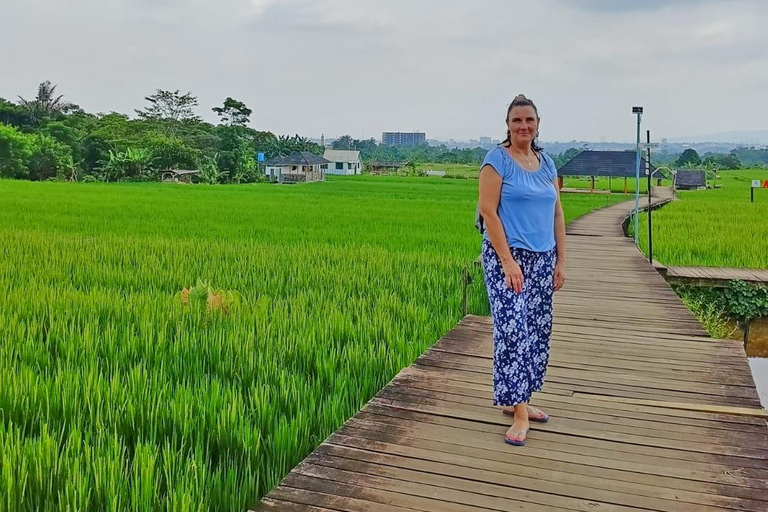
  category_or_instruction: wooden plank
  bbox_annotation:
[574,393,768,419]
[360,406,768,470]
[368,395,768,458]
[330,429,768,496]
[309,445,766,512]
[391,373,768,429]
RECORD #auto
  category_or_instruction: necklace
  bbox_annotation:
[510,147,536,168]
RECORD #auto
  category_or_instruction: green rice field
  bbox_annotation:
[414,162,674,193]
[0,176,626,511]
[634,169,768,268]
[562,176,673,194]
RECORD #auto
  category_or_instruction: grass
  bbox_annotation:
[414,162,479,178]
[0,175,626,511]
[633,169,768,268]
[413,162,674,194]
[562,176,674,193]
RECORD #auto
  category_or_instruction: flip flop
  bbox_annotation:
[504,427,529,446]
[502,406,549,423]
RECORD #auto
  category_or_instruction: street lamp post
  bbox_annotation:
[632,106,643,244]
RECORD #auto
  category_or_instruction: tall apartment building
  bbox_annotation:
[381,132,426,147]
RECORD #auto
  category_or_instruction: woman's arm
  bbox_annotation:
[552,179,566,291]
[479,165,524,292]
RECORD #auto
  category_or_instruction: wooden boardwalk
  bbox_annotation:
[656,264,768,286]
[255,192,768,512]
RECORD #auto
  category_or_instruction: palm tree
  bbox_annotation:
[18,81,73,126]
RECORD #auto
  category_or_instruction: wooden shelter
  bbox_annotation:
[160,169,200,184]
[367,161,410,175]
[673,169,707,190]
[558,150,660,193]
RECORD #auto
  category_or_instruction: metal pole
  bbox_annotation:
[634,112,642,244]
[647,130,653,264]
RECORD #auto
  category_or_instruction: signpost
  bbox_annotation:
[752,179,768,202]
[632,107,643,244]
[646,130,653,264]
[257,152,265,179]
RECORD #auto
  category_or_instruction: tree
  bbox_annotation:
[0,98,32,128]
[18,81,75,126]
[27,134,73,181]
[212,97,252,126]
[676,148,701,167]
[0,123,35,178]
[216,125,256,183]
[332,135,354,150]
[266,134,323,158]
[555,147,581,167]
[98,148,153,181]
[703,153,741,170]
[42,121,85,165]
[145,134,201,171]
[135,89,201,123]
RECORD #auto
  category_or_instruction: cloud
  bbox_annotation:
[0,0,766,141]
[557,0,728,12]
[247,0,393,32]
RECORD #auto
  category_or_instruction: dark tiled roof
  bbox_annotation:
[674,170,706,188]
[263,152,330,166]
[558,151,657,178]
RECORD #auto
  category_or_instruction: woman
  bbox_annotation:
[478,94,566,446]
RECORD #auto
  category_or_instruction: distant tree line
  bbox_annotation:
[2,82,763,184]
[331,135,488,165]
[651,148,747,171]
[0,81,322,183]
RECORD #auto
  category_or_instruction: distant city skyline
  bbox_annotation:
[317,129,768,147]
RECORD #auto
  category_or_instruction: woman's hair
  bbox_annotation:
[501,94,543,152]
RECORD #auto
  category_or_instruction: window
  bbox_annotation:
[335,162,344,170]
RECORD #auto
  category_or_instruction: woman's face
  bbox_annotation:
[507,105,539,147]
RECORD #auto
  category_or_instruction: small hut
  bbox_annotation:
[160,169,200,184]
[557,150,659,193]
[367,161,410,175]
[673,169,707,190]
[263,152,330,184]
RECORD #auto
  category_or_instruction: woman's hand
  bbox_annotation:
[502,260,524,293]
[554,261,566,291]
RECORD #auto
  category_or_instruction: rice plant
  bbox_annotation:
[633,169,768,268]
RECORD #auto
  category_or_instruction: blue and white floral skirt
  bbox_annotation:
[481,238,556,406]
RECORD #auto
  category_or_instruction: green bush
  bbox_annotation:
[145,135,201,171]
[27,134,73,181]
[0,123,34,179]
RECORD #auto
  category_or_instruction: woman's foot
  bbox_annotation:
[505,417,529,446]
[502,404,549,422]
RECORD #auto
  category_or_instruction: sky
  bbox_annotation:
[1,0,767,142]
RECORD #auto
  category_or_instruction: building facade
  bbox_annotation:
[381,132,426,147]
[323,149,363,175]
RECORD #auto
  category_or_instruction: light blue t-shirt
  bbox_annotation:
[481,146,558,253]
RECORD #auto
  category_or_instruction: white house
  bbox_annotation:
[323,149,363,175]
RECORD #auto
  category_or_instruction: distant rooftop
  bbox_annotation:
[558,150,657,178]
[263,152,330,166]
